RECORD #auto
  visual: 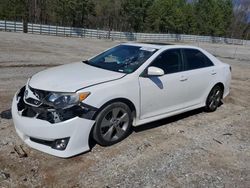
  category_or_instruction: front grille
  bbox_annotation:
[25,98,42,106]
[30,137,70,150]
[24,86,49,107]
[16,86,98,123]
[30,137,53,147]
[29,86,50,100]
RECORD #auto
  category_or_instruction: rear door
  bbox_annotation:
[181,49,216,106]
[139,49,188,119]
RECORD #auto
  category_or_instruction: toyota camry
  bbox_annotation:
[12,43,231,157]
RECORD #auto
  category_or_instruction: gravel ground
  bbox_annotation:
[0,32,249,188]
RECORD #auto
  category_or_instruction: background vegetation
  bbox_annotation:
[0,0,249,39]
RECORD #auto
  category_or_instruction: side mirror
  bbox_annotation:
[147,66,164,76]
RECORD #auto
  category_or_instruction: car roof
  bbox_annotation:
[123,42,201,51]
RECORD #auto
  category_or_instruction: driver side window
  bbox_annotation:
[150,49,182,74]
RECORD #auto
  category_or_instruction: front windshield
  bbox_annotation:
[85,45,157,74]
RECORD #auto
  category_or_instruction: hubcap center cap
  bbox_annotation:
[111,119,119,126]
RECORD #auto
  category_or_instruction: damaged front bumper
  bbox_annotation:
[12,87,96,158]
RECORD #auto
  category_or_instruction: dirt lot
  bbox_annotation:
[0,32,250,188]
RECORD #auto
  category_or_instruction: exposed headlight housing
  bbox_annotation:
[44,92,90,109]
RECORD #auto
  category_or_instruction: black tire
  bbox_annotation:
[205,85,223,112]
[92,102,132,146]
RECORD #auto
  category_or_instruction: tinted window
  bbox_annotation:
[150,49,182,74]
[183,49,214,71]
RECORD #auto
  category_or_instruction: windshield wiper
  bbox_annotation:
[83,60,104,69]
[82,60,89,64]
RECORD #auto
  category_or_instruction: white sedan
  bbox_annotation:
[12,43,231,157]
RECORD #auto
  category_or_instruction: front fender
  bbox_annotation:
[78,76,140,120]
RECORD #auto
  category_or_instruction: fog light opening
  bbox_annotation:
[52,137,70,151]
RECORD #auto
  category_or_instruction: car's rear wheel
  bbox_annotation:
[205,85,223,112]
[93,102,132,146]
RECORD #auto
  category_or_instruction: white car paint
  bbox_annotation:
[12,43,231,157]
[29,62,125,92]
[12,96,95,158]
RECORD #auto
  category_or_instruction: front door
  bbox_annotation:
[139,49,188,119]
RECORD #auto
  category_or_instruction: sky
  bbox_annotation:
[234,0,250,21]
[187,0,250,22]
[186,0,249,6]
[234,0,250,6]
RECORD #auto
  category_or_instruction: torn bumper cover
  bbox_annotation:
[11,86,96,158]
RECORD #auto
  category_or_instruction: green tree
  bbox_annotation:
[52,0,94,27]
[194,0,233,36]
[183,3,197,34]
[93,0,122,30]
[0,0,247,39]
[121,0,153,32]
[0,0,27,21]
[145,0,187,33]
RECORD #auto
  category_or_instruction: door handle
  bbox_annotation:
[211,70,217,75]
[180,76,188,81]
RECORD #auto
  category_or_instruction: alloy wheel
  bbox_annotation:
[207,87,222,111]
[100,107,129,142]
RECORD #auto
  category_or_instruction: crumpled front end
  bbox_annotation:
[12,86,96,158]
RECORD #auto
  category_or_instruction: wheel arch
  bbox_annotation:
[204,82,225,112]
[213,82,224,94]
[92,98,137,121]
[206,82,224,101]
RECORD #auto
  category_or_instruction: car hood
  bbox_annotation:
[29,62,125,92]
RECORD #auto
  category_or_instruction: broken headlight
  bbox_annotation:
[44,92,90,109]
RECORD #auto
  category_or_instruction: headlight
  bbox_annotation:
[44,92,90,109]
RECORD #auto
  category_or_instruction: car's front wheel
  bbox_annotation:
[205,85,223,112]
[92,102,132,146]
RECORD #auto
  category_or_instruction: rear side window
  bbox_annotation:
[150,49,182,74]
[183,49,214,71]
